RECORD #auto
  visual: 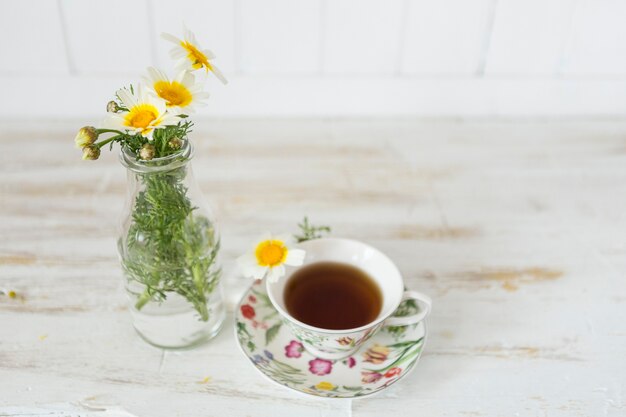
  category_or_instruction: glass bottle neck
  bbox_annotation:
[119,140,193,174]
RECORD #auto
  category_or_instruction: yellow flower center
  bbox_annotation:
[124,104,159,131]
[315,381,335,391]
[154,81,193,107]
[255,240,287,267]
[181,41,212,71]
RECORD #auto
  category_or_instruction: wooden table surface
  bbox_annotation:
[1,119,625,416]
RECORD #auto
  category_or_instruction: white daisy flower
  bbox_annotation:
[143,67,210,115]
[105,85,178,139]
[237,233,306,283]
[161,26,228,84]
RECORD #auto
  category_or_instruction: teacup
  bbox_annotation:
[266,238,431,360]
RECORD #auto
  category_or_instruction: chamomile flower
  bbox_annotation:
[237,233,306,283]
[105,85,177,139]
[144,67,209,115]
[161,27,227,84]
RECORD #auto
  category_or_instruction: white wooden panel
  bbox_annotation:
[240,0,320,74]
[62,0,152,73]
[323,0,404,74]
[0,0,68,74]
[151,0,236,76]
[4,75,626,118]
[562,0,626,75]
[485,0,576,75]
[401,0,493,75]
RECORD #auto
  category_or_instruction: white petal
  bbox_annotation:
[136,84,147,101]
[116,88,136,108]
[177,69,195,86]
[174,57,193,72]
[275,233,294,246]
[170,47,187,59]
[237,251,255,266]
[145,92,167,113]
[103,113,126,130]
[147,67,169,83]
[184,26,200,46]
[267,265,285,283]
[210,62,228,84]
[284,248,306,266]
[204,49,216,59]
[161,32,181,44]
[157,112,179,126]
[249,265,268,280]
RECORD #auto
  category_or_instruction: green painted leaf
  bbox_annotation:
[265,323,282,345]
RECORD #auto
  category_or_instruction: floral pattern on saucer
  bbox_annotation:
[235,279,427,399]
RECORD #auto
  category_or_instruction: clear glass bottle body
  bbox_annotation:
[117,142,225,348]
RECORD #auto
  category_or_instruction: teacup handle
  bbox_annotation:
[384,290,432,326]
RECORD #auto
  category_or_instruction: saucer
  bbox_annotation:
[234,279,427,399]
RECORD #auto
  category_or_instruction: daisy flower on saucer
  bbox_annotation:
[237,234,306,283]
[237,218,332,282]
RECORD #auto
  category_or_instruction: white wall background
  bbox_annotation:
[2,0,626,118]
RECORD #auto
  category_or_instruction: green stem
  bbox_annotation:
[135,290,152,310]
[95,134,123,148]
[96,128,125,135]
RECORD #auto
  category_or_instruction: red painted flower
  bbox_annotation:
[240,304,255,320]
[285,340,304,358]
[384,367,402,378]
[248,294,257,303]
[308,358,333,376]
[361,371,383,384]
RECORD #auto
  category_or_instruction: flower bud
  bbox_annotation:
[106,101,120,113]
[168,137,183,150]
[82,144,101,160]
[75,126,98,148]
[139,144,156,160]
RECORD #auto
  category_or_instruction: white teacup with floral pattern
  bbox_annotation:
[266,238,431,360]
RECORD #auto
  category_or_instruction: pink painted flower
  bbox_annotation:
[361,371,383,384]
[240,304,255,320]
[309,358,333,376]
[285,340,304,358]
[342,357,356,368]
[384,367,402,378]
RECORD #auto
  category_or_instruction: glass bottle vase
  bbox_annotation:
[117,141,225,348]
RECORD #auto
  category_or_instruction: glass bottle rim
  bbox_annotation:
[119,139,193,173]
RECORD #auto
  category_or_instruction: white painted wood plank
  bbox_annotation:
[61,0,153,74]
[3,75,626,118]
[323,0,404,74]
[562,0,626,75]
[0,0,68,74]
[485,0,576,75]
[150,0,236,76]
[239,0,321,74]
[401,0,493,75]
